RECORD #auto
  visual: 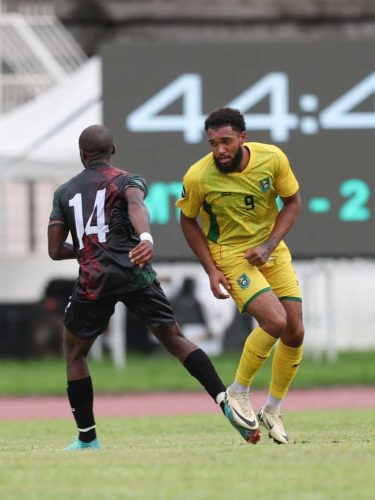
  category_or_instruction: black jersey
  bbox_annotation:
[49,163,156,300]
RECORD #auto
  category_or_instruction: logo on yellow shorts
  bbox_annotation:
[237,273,251,289]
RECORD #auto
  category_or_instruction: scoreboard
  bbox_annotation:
[102,42,375,259]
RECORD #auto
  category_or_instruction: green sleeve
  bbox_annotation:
[123,174,148,198]
[49,185,67,226]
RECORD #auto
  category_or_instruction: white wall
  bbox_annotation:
[0,255,78,302]
[295,260,375,353]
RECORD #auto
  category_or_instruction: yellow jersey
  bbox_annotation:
[176,142,299,248]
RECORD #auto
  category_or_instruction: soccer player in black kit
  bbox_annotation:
[48,125,260,450]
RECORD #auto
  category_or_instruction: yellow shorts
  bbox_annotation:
[209,240,302,313]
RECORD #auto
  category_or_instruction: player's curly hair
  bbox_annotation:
[204,107,246,133]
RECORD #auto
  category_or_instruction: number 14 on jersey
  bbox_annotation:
[69,189,109,249]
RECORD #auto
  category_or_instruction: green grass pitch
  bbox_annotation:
[0,410,374,499]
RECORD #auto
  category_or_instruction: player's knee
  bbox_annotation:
[283,322,304,347]
[296,323,305,343]
[259,310,287,337]
[63,339,88,364]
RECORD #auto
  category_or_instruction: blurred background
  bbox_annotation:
[0,0,374,371]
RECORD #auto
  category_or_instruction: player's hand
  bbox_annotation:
[129,241,154,268]
[208,269,231,299]
[244,243,273,267]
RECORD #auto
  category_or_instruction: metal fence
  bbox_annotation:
[0,5,86,113]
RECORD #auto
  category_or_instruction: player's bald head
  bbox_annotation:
[78,125,115,167]
[79,125,113,155]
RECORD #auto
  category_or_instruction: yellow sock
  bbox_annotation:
[269,340,303,399]
[235,326,278,387]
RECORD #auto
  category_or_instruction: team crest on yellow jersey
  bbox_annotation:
[259,177,271,192]
[237,273,251,289]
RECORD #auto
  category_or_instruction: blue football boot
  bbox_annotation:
[224,402,261,444]
[64,437,101,451]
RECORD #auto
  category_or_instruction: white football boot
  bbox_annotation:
[257,405,289,444]
[225,385,259,431]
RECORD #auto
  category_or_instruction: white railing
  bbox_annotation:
[0,5,86,113]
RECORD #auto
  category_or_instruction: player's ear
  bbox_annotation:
[112,144,116,155]
[239,130,246,144]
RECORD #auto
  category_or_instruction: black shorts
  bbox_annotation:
[64,280,176,339]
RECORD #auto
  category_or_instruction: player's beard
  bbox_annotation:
[214,145,243,173]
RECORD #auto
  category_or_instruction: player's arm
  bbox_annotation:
[48,186,75,260]
[48,224,76,260]
[244,190,302,266]
[265,189,301,250]
[126,186,154,268]
[180,213,230,299]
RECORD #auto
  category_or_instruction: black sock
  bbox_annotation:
[183,348,226,403]
[67,377,96,443]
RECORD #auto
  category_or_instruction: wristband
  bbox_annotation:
[140,232,154,245]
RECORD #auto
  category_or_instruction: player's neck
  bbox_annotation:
[87,160,111,168]
[239,145,250,172]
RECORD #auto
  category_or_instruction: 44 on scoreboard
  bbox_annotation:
[126,72,375,143]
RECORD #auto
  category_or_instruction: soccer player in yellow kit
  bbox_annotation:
[176,107,304,444]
